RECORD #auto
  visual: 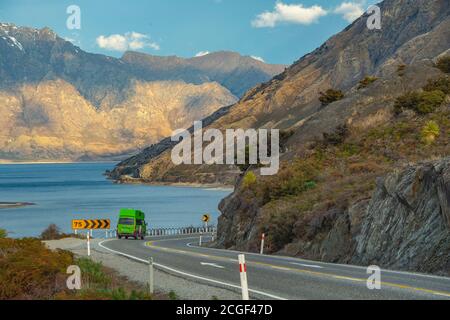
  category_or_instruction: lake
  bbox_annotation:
[0,162,232,238]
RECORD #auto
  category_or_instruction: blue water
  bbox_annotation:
[0,163,232,238]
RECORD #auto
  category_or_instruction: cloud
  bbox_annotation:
[252,2,327,28]
[251,55,265,63]
[334,2,365,22]
[96,32,160,52]
[195,51,210,57]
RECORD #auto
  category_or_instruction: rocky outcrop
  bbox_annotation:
[352,158,450,275]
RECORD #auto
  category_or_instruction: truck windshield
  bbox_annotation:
[118,218,135,225]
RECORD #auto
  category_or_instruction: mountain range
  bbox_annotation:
[0,23,285,160]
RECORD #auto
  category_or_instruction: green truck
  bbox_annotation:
[117,209,147,240]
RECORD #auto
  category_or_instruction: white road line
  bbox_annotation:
[290,263,323,269]
[98,240,287,300]
[201,262,225,269]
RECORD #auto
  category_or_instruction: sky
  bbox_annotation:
[0,0,379,65]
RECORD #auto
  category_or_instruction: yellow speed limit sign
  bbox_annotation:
[202,214,211,223]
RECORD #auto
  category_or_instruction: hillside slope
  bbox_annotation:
[110,0,449,184]
[110,0,450,274]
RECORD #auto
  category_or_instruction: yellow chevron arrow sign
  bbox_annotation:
[72,219,110,230]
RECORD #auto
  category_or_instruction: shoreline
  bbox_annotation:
[0,202,35,209]
[112,178,235,191]
[0,160,118,165]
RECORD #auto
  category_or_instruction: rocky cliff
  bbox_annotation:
[353,158,450,275]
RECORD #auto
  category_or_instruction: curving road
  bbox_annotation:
[98,234,450,300]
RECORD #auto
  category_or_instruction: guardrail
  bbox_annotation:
[146,226,216,237]
[86,226,217,239]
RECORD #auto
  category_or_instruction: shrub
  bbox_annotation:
[319,89,345,106]
[77,257,111,289]
[421,121,440,145]
[394,90,445,115]
[242,171,257,189]
[358,76,378,89]
[436,56,450,73]
[169,290,178,300]
[0,229,7,238]
[323,125,349,146]
[0,238,74,299]
[416,90,446,114]
[423,76,450,95]
[397,64,407,76]
[303,181,317,190]
[40,224,64,240]
[394,91,420,114]
[260,159,320,202]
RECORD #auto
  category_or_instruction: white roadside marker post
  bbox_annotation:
[87,232,91,256]
[199,233,203,247]
[260,233,265,255]
[238,254,250,300]
[148,257,154,295]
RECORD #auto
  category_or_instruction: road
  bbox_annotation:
[98,234,450,300]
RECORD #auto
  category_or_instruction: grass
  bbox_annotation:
[421,121,440,145]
